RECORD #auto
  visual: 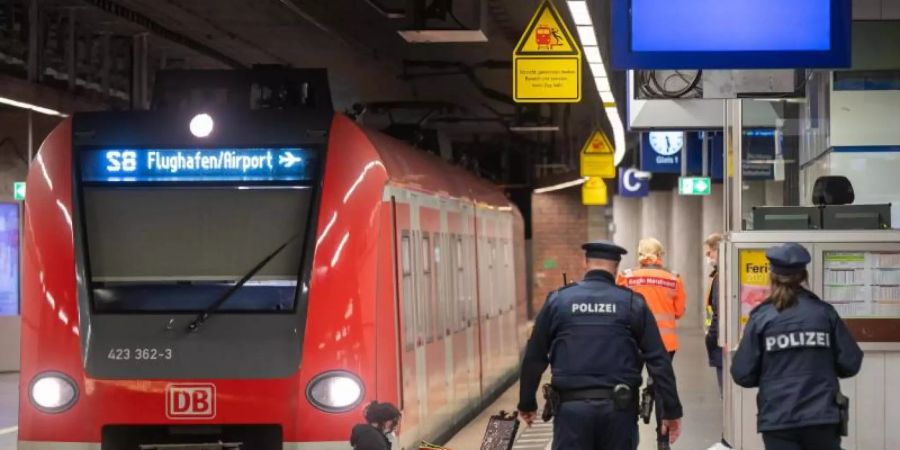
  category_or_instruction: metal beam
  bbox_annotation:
[67,8,76,91]
[81,0,244,69]
[27,0,39,82]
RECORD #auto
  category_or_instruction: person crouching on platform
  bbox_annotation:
[617,237,685,450]
[350,401,401,450]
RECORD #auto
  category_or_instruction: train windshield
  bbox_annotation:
[78,148,319,313]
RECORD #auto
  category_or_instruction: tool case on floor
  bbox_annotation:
[479,411,519,450]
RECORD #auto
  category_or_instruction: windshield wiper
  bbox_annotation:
[186,233,300,333]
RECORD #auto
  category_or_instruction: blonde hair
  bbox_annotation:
[704,233,723,248]
[638,238,664,265]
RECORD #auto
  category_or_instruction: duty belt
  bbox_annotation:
[558,388,613,402]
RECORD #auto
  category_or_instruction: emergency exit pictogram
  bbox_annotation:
[678,176,711,196]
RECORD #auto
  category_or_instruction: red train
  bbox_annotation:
[18,69,527,449]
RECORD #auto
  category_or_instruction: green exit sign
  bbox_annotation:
[13,182,25,201]
[678,177,711,196]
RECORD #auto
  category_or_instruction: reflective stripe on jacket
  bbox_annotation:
[617,265,686,351]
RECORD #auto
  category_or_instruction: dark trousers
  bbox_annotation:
[553,399,638,450]
[648,351,676,443]
[761,425,842,450]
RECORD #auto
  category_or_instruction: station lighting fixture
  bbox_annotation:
[0,96,67,117]
[29,372,78,412]
[534,177,589,194]
[306,371,364,412]
[189,113,214,138]
[566,1,627,167]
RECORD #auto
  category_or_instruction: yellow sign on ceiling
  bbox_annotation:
[580,130,615,178]
[582,177,608,205]
[513,0,582,103]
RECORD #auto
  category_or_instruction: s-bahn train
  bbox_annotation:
[18,69,527,450]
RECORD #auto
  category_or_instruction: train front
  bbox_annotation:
[18,70,379,450]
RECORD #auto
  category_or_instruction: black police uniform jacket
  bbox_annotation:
[518,270,683,419]
[731,289,863,432]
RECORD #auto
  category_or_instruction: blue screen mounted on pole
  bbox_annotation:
[611,0,851,69]
[80,148,317,183]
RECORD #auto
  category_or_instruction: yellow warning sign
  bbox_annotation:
[513,0,582,103]
[580,131,615,178]
[582,177,608,205]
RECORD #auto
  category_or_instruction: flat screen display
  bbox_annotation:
[0,204,18,316]
[612,0,850,69]
[81,148,317,183]
[631,0,830,52]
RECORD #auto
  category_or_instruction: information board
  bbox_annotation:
[739,249,770,328]
[0,203,18,316]
[80,148,317,183]
[824,251,900,318]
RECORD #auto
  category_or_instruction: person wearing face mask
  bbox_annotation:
[350,401,401,450]
[702,233,733,450]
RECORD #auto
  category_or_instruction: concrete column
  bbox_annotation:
[612,196,642,271]
[671,191,703,328]
[639,191,672,263]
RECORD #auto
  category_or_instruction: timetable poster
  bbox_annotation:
[739,249,771,327]
[824,251,900,318]
[0,203,18,316]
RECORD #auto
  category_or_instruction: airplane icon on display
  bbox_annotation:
[279,151,303,168]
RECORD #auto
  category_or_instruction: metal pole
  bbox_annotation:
[701,132,709,177]
[680,131,687,177]
[27,110,34,161]
[67,8,76,91]
[724,99,743,232]
[27,0,39,82]
[101,33,110,97]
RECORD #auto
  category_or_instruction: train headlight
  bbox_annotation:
[306,371,363,412]
[29,372,77,412]
[189,113,214,138]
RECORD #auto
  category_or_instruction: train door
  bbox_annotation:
[438,202,456,421]
[465,204,483,400]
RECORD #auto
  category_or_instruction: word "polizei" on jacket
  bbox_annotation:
[571,302,617,314]
[764,331,831,352]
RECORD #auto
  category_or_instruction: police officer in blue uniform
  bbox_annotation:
[731,243,863,450]
[518,241,683,450]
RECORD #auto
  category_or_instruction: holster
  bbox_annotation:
[835,391,850,437]
[541,384,560,422]
[639,385,654,424]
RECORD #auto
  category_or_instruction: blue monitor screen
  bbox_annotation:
[81,148,317,183]
[631,0,830,52]
[612,0,850,69]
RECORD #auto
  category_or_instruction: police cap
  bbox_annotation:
[582,240,628,261]
[766,243,811,275]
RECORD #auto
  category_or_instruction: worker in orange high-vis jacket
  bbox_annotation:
[617,237,686,450]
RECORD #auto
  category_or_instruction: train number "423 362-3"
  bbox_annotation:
[107,348,173,361]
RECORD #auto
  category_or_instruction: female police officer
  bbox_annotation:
[731,243,863,450]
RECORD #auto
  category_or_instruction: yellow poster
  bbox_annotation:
[739,249,770,326]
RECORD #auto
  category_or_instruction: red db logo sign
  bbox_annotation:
[166,384,216,419]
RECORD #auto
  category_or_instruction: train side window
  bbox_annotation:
[422,233,433,343]
[401,233,414,350]
[454,236,464,330]
[433,234,445,339]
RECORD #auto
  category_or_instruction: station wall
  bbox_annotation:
[530,188,610,313]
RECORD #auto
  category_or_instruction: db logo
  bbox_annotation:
[166,384,216,419]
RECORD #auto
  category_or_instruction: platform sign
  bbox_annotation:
[678,176,711,196]
[80,148,317,183]
[13,182,25,201]
[513,0,582,103]
[580,131,615,178]
[618,167,649,198]
[582,177,608,205]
